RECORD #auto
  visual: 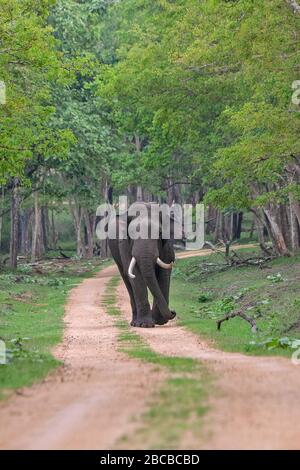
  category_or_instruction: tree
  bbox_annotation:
[97,0,300,254]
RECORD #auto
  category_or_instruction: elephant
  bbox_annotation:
[107,203,177,328]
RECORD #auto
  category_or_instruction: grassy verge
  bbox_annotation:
[102,277,209,450]
[0,258,107,399]
[171,248,300,357]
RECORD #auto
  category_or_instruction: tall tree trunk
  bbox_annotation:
[134,133,144,201]
[251,209,270,254]
[41,207,48,252]
[206,206,217,235]
[32,190,43,262]
[83,209,94,259]
[263,207,290,255]
[289,195,299,251]
[10,180,20,269]
[20,208,32,255]
[69,200,85,258]
[24,209,32,256]
[100,180,113,259]
[249,215,256,239]
[167,179,182,206]
[50,209,58,250]
[213,210,222,242]
[236,212,243,239]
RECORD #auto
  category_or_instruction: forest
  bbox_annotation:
[1,0,300,452]
[1,0,300,266]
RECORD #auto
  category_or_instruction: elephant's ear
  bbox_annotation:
[121,213,136,236]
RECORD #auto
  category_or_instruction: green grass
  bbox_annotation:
[102,276,209,450]
[0,258,107,399]
[171,249,300,357]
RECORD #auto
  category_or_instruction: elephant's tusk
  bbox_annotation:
[128,257,137,279]
[156,258,174,270]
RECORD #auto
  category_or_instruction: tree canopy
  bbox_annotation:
[1,0,300,264]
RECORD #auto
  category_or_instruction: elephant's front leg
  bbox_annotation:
[152,267,175,325]
[110,240,138,326]
[152,242,176,325]
[129,267,155,328]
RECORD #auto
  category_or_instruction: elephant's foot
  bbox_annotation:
[133,317,155,328]
[153,314,168,325]
[153,309,176,325]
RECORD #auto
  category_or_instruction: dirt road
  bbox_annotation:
[119,283,300,450]
[0,265,163,450]
[1,252,300,449]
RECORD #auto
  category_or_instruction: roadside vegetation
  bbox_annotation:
[172,249,300,357]
[102,277,210,450]
[0,258,105,399]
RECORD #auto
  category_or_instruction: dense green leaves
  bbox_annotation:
[1,0,300,257]
[97,0,300,208]
[0,0,70,183]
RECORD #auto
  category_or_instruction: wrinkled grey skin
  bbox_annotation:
[108,205,177,328]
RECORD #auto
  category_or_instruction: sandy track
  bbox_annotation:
[0,265,161,450]
[118,282,300,450]
[1,249,300,450]
[175,243,258,260]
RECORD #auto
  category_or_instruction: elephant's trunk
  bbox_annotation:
[137,259,174,321]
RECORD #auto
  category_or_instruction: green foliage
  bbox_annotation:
[251,337,300,351]
[96,0,300,205]
[47,0,121,206]
[0,257,103,397]
[171,251,300,356]
[0,0,71,183]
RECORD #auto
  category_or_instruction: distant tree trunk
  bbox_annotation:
[134,133,144,201]
[213,210,222,242]
[289,198,298,252]
[263,207,290,255]
[10,180,20,269]
[136,186,144,202]
[235,212,243,239]
[167,180,181,206]
[20,208,32,256]
[127,185,137,204]
[222,213,231,241]
[69,200,85,258]
[251,209,270,254]
[100,180,113,259]
[50,209,58,250]
[41,207,48,252]
[83,209,94,259]
[206,206,217,235]
[249,215,256,239]
[32,190,43,262]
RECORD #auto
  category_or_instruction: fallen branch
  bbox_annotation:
[217,307,258,333]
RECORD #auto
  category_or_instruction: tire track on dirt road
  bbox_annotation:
[2,247,300,450]
[0,265,162,450]
[117,249,300,450]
